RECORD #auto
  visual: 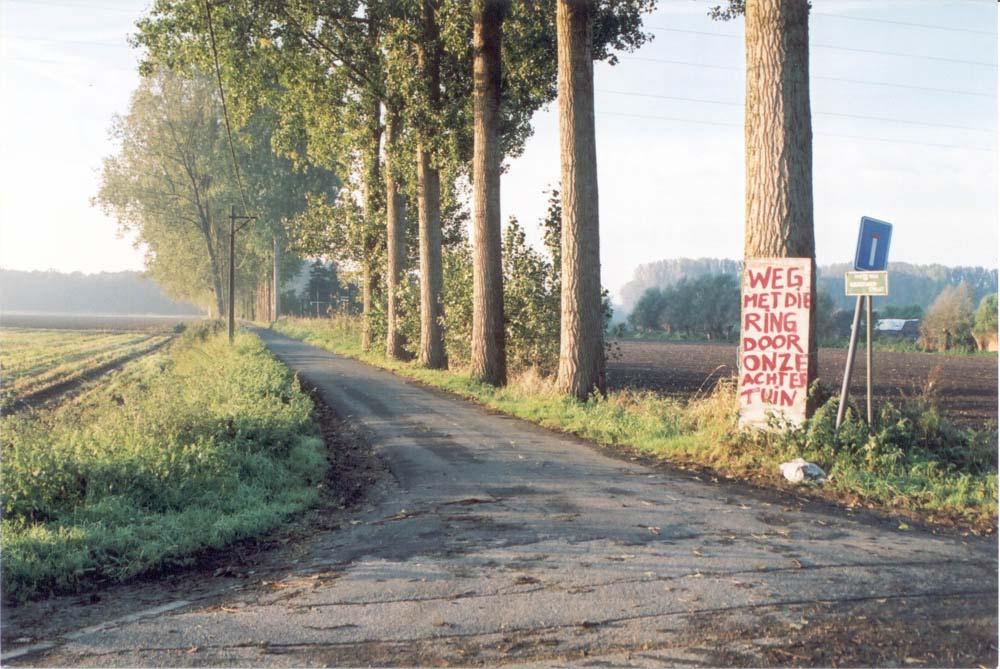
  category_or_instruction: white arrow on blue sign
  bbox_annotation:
[854,216,892,271]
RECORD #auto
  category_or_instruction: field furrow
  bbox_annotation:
[1,330,171,411]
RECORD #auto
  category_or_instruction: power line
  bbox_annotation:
[597,110,741,129]
[644,25,997,67]
[2,34,127,47]
[204,0,252,218]
[645,26,742,39]
[813,74,994,99]
[818,110,991,133]
[813,131,995,153]
[596,89,994,133]
[626,55,740,71]
[8,55,137,71]
[598,88,738,107]
[595,110,996,153]
[2,0,138,12]
[809,12,997,36]
[620,55,996,98]
[811,42,996,67]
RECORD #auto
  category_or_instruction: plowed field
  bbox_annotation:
[608,339,997,428]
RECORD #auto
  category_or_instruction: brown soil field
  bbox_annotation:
[0,312,203,332]
[608,339,998,429]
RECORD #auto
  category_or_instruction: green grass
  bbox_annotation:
[1,323,327,601]
[275,317,997,531]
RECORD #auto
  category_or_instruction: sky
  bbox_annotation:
[1,0,997,303]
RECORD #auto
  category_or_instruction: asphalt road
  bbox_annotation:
[6,330,997,667]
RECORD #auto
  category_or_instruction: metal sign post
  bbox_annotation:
[866,295,874,426]
[835,296,864,430]
[836,217,892,431]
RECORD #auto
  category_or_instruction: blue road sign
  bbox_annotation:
[854,216,892,271]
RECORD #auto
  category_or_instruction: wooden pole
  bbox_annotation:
[272,236,280,322]
[228,205,236,344]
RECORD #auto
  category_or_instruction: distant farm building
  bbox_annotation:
[875,318,920,341]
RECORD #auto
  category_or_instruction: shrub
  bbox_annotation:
[920,283,976,352]
[973,293,998,351]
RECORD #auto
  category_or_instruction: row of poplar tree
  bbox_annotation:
[100,0,820,400]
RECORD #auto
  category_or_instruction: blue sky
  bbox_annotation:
[1,0,996,302]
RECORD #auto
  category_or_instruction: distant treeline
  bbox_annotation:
[619,258,998,314]
[1,270,203,315]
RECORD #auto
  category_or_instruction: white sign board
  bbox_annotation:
[737,257,812,429]
[845,271,889,296]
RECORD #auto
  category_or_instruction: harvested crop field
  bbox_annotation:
[0,312,201,332]
[0,328,171,411]
[608,339,998,428]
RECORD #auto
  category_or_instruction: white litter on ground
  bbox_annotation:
[779,458,826,483]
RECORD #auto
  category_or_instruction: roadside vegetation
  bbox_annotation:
[1,323,326,601]
[275,316,997,532]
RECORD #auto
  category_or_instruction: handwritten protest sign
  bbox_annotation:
[737,257,812,429]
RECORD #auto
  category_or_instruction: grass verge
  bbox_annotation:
[1,323,328,601]
[274,317,997,533]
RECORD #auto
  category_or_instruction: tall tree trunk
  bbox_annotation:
[555,0,605,400]
[744,0,817,385]
[416,0,446,369]
[358,15,384,350]
[470,0,507,386]
[385,109,407,359]
[360,95,383,350]
[200,220,225,318]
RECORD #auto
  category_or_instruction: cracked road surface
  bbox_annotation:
[5,330,997,667]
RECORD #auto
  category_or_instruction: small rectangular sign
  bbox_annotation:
[854,216,892,271]
[845,271,889,296]
[737,257,812,430]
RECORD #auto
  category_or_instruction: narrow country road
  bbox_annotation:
[7,331,997,667]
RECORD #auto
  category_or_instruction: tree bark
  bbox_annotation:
[416,0,447,369]
[385,109,407,359]
[360,94,382,349]
[555,0,605,400]
[470,0,507,386]
[744,0,817,386]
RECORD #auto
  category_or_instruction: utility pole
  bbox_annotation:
[272,236,280,322]
[228,205,257,344]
